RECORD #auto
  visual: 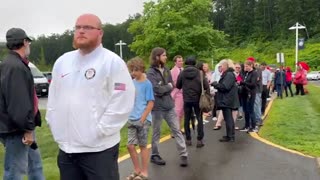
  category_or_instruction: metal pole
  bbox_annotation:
[119,40,123,59]
[295,22,299,72]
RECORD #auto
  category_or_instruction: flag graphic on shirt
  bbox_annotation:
[114,83,126,91]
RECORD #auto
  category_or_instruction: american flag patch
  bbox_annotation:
[114,83,126,91]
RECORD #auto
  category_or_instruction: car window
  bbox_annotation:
[30,67,45,78]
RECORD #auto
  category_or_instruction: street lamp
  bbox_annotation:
[289,22,306,71]
[115,40,127,59]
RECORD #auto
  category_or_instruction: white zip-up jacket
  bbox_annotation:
[46,45,135,153]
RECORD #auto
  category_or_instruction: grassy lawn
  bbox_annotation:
[259,84,320,157]
[0,111,172,179]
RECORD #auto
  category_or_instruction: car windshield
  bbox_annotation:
[30,67,45,78]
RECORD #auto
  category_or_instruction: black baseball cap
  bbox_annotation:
[6,28,32,43]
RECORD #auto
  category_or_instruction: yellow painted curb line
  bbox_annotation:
[249,132,313,158]
[118,118,201,163]
[118,134,172,163]
[249,96,314,159]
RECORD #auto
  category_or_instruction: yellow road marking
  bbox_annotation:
[250,96,314,159]
[118,119,200,163]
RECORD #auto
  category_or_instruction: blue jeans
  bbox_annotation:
[276,84,283,98]
[254,93,262,125]
[0,133,45,180]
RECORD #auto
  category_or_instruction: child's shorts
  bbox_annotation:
[127,120,151,146]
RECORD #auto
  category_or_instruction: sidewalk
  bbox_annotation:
[119,120,319,180]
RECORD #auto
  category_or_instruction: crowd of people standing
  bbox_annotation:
[0,12,309,180]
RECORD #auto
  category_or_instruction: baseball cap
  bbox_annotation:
[6,28,32,43]
[247,56,255,62]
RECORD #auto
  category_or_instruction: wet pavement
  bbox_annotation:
[118,120,319,180]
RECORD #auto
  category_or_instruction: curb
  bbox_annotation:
[118,134,172,163]
[249,95,315,159]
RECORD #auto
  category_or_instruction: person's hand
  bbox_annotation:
[211,81,218,87]
[139,119,146,127]
[22,131,34,146]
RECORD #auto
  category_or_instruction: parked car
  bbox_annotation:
[42,71,52,84]
[29,63,49,96]
[306,71,320,81]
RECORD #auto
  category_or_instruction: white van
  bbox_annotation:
[29,62,49,96]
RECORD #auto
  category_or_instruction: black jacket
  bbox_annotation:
[240,69,258,96]
[212,68,239,109]
[176,66,209,102]
[147,66,174,111]
[0,51,39,134]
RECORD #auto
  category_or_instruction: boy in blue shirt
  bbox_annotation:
[127,57,154,180]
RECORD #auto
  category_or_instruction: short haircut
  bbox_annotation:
[261,62,267,66]
[127,57,145,73]
[173,55,183,62]
[6,40,24,50]
[185,56,197,66]
[244,60,254,66]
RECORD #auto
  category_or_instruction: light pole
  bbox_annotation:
[115,40,127,59]
[289,22,306,71]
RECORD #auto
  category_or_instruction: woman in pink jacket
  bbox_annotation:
[293,65,306,95]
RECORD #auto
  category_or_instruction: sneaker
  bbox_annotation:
[247,128,254,133]
[239,127,249,132]
[186,140,192,146]
[180,156,188,167]
[212,117,217,121]
[196,140,205,148]
[150,155,166,166]
[253,126,259,133]
[203,119,209,124]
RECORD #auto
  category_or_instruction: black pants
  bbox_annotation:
[221,107,235,139]
[295,84,305,95]
[285,81,294,97]
[58,143,120,180]
[261,85,268,114]
[242,94,256,129]
[184,101,204,141]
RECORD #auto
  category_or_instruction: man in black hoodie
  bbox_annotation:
[176,56,209,148]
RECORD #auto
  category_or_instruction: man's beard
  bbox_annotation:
[73,37,98,50]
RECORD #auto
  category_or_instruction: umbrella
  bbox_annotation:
[297,61,310,71]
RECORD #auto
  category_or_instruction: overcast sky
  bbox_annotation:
[0,0,148,41]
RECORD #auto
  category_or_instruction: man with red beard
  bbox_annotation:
[46,14,135,180]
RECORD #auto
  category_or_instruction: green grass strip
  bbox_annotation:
[259,84,320,157]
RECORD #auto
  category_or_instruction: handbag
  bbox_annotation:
[199,71,213,113]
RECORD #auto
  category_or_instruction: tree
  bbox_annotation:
[129,0,226,60]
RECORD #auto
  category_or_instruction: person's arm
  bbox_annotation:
[146,69,172,96]
[140,81,155,123]
[176,73,182,89]
[212,72,235,92]
[140,101,154,124]
[97,59,135,136]
[171,68,179,88]
[267,71,272,89]
[46,61,59,125]
[241,71,258,89]
[1,66,35,131]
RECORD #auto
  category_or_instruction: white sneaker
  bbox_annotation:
[212,117,217,121]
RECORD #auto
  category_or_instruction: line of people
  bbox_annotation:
[0,13,309,180]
